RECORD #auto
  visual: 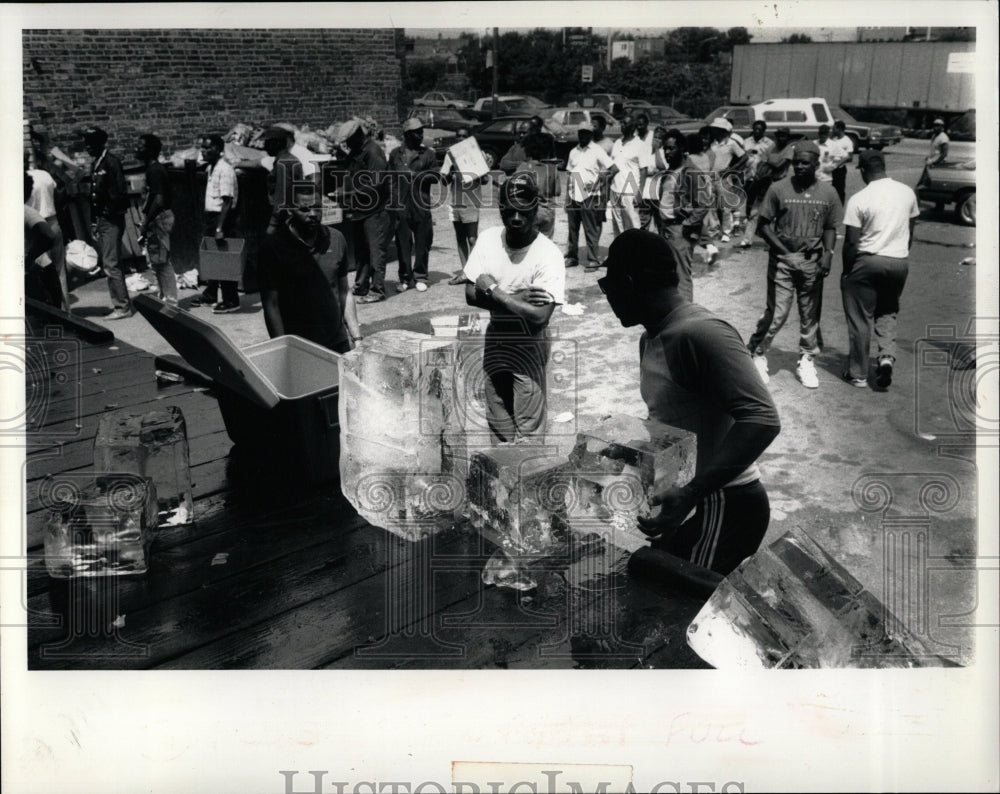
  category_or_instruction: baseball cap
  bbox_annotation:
[857,149,885,169]
[402,117,424,133]
[793,140,821,158]
[499,173,540,210]
[709,117,733,133]
[577,120,593,132]
[933,118,945,125]
[82,126,108,146]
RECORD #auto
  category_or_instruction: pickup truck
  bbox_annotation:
[676,97,902,150]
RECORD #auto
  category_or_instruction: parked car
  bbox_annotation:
[917,160,976,226]
[433,114,574,170]
[405,106,479,134]
[471,95,552,121]
[583,93,628,119]
[413,91,471,109]
[547,107,622,138]
[675,99,902,149]
[638,105,696,126]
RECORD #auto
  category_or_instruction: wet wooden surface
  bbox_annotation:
[24,319,709,670]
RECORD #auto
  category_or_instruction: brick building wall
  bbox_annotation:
[23,28,406,159]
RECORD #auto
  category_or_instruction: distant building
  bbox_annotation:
[611,40,635,63]
[857,27,908,42]
[610,37,665,64]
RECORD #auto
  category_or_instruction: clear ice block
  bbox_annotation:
[686,528,953,669]
[339,331,462,538]
[566,414,696,550]
[44,475,158,578]
[467,443,572,556]
[94,406,194,526]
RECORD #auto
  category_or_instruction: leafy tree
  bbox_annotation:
[782,33,814,43]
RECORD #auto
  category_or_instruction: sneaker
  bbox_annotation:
[720,234,731,244]
[565,259,579,268]
[752,354,770,385]
[415,281,428,292]
[875,358,894,389]
[105,307,133,321]
[704,243,719,264]
[739,238,752,249]
[212,301,240,314]
[841,371,868,388]
[356,293,386,304]
[796,355,819,389]
[395,282,409,293]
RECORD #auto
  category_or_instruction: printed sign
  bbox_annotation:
[581,64,594,83]
[441,135,490,179]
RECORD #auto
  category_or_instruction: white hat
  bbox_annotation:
[709,117,733,133]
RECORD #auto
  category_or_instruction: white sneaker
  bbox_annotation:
[720,234,731,243]
[704,243,719,264]
[797,355,819,389]
[415,281,428,292]
[396,282,409,293]
[752,354,770,384]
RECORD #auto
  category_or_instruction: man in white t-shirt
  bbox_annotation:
[565,121,613,271]
[464,174,566,442]
[840,149,920,390]
[607,116,649,236]
[828,120,855,205]
[926,118,949,167]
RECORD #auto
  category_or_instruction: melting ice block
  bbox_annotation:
[566,415,696,550]
[339,331,459,537]
[686,528,955,668]
[44,475,158,578]
[94,407,194,526]
[468,443,572,556]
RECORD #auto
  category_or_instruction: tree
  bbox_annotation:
[782,33,814,43]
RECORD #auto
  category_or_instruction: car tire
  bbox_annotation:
[481,148,499,170]
[956,191,976,226]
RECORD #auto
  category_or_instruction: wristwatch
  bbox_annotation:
[483,282,498,297]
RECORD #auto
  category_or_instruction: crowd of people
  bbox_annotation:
[23,108,933,576]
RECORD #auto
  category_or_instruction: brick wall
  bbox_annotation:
[23,28,406,161]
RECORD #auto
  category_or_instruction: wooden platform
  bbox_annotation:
[23,315,708,670]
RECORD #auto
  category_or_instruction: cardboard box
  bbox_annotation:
[198,237,246,282]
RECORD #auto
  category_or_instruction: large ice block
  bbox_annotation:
[94,407,194,526]
[44,474,158,578]
[686,527,954,668]
[339,331,460,536]
[566,415,696,549]
[468,443,572,556]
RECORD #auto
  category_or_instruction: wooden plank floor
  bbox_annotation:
[23,319,708,670]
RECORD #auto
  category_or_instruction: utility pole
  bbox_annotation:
[491,27,499,118]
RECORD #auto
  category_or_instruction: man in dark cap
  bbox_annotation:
[747,140,842,390]
[599,229,780,575]
[840,149,920,389]
[335,117,391,303]
[388,116,438,292]
[463,174,565,442]
[83,126,131,319]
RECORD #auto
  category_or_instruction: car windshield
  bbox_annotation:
[829,106,859,123]
[543,118,569,136]
[509,96,548,109]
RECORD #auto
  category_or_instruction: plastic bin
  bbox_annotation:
[199,236,247,282]
[133,294,341,484]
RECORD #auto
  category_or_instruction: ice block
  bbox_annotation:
[467,443,572,556]
[44,475,158,578]
[686,528,954,668]
[94,406,194,526]
[566,415,697,549]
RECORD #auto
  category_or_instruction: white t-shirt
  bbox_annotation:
[816,140,836,182]
[843,177,919,258]
[610,136,648,195]
[827,134,854,167]
[463,225,566,305]
[28,169,58,219]
[566,142,613,202]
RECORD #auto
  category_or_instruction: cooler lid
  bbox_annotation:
[133,294,280,409]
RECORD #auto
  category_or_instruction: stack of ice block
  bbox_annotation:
[467,442,572,556]
[686,528,952,668]
[94,406,194,526]
[339,330,461,535]
[44,475,158,578]
[566,415,697,550]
